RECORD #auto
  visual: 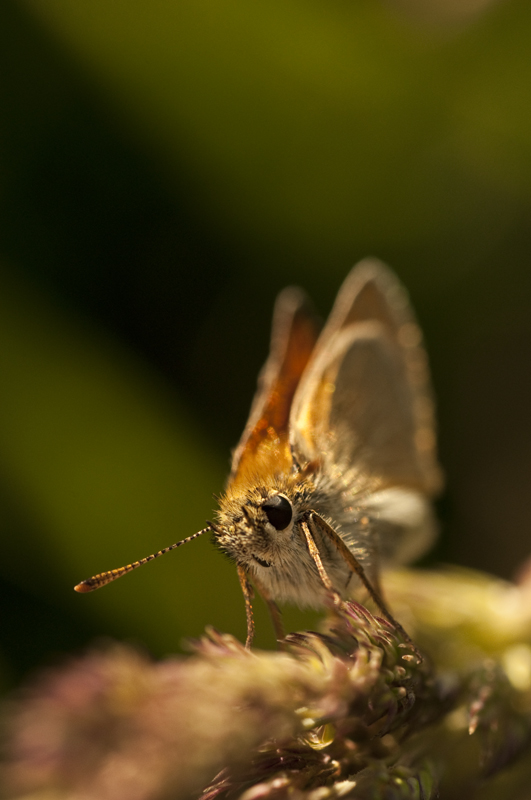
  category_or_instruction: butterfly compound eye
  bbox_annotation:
[262,495,293,530]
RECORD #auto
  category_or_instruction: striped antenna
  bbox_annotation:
[74,526,211,593]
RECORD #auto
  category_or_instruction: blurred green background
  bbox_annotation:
[1,0,531,687]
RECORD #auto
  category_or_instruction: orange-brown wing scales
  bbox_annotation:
[229,288,320,488]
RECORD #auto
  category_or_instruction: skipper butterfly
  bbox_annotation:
[76,260,442,655]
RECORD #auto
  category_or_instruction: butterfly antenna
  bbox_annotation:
[74,526,212,593]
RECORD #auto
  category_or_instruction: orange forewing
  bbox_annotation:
[229,288,320,489]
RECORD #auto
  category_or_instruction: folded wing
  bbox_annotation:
[229,287,320,489]
[291,259,441,495]
[290,260,442,564]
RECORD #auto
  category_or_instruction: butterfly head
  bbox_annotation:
[214,478,308,570]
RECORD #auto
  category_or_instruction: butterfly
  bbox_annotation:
[76,259,442,653]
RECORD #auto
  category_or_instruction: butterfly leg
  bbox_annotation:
[237,565,255,649]
[306,513,422,663]
[252,574,286,644]
[300,520,341,600]
[345,542,384,602]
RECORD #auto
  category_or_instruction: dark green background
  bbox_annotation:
[2,0,531,687]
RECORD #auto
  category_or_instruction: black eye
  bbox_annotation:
[262,495,293,530]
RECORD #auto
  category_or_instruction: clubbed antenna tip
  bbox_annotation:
[73,527,211,594]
